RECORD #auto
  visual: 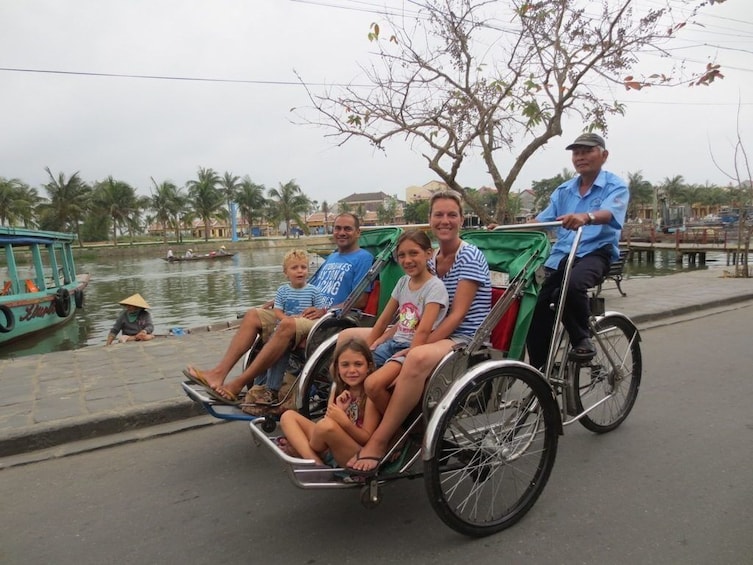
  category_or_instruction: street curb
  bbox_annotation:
[628,292,753,325]
[0,398,207,458]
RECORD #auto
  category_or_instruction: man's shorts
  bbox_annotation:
[255,308,315,348]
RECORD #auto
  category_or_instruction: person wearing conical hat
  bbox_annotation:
[218,244,228,255]
[184,248,194,259]
[106,293,155,345]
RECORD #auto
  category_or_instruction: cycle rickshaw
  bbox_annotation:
[181,226,406,426]
[247,223,642,537]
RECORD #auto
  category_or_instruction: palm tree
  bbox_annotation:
[627,171,654,219]
[236,176,266,239]
[38,167,91,246]
[660,175,686,205]
[0,177,31,226]
[186,167,226,242]
[150,178,186,243]
[15,183,43,228]
[92,176,140,245]
[267,180,311,238]
[220,171,241,236]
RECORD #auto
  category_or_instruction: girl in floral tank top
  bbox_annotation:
[280,338,380,467]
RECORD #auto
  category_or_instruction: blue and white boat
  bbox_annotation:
[0,227,90,346]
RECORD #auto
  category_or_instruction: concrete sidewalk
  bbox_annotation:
[1,267,752,461]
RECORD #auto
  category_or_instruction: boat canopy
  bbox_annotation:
[0,236,61,246]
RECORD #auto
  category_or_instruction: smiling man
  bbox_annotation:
[184,213,373,404]
[526,132,629,367]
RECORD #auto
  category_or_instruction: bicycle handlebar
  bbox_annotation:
[492,221,563,230]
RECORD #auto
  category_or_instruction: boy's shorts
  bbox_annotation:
[255,308,315,347]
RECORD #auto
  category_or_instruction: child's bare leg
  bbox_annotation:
[365,362,401,414]
[279,411,323,464]
[310,417,361,467]
[348,340,454,472]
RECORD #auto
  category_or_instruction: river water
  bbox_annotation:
[3,248,324,360]
[0,246,740,360]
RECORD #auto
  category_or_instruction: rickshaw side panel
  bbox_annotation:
[461,230,551,359]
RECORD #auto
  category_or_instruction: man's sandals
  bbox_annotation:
[182,367,241,406]
[569,338,596,362]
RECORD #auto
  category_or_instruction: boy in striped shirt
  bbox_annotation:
[252,249,327,404]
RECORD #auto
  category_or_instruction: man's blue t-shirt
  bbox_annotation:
[537,169,628,268]
[309,248,373,308]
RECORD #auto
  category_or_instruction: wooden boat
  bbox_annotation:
[162,252,235,262]
[0,227,90,346]
[307,247,333,259]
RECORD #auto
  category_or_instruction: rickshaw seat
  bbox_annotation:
[489,286,520,353]
[363,280,380,316]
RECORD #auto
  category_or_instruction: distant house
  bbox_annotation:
[338,191,405,225]
[405,180,450,203]
[517,189,535,216]
[147,216,252,240]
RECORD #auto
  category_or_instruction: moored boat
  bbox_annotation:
[162,252,235,262]
[0,227,90,346]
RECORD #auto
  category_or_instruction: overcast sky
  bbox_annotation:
[1,0,752,206]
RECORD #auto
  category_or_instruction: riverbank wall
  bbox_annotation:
[70,235,334,260]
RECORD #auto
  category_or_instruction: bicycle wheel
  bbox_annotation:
[424,365,559,537]
[573,315,642,433]
[298,342,334,420]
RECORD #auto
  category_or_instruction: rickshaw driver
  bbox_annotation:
[526,132,629,368]
[184,213,373,404]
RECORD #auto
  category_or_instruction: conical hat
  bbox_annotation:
[119,293,150,309]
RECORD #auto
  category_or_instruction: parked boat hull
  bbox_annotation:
[0,275,90,346]
[0,226,91,348]
[162,253,235,262]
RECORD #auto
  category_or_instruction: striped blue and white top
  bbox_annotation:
[274,283,327,316]
[430,242,491,338]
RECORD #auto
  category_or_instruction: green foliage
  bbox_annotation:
[150,178,186,243]
[377,196,398,224]
[236,176,267,238]
[0,177,40,228]
[186,167,226,242]
[267,180,311,237]
[627,171,654,219]
[404,200,430,224]
[92,176,140,245]
[39,167,92,245]
[531,169,574,212]
[80,213,110,242]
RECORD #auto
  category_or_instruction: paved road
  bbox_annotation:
[2,307,751,564]
[1,267,752,462]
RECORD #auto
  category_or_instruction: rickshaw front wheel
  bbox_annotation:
[572,315,642,433]
[424,365,559,537]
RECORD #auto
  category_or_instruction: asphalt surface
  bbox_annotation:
[1,266,752,464]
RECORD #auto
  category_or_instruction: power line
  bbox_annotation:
[0,66,308,85]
